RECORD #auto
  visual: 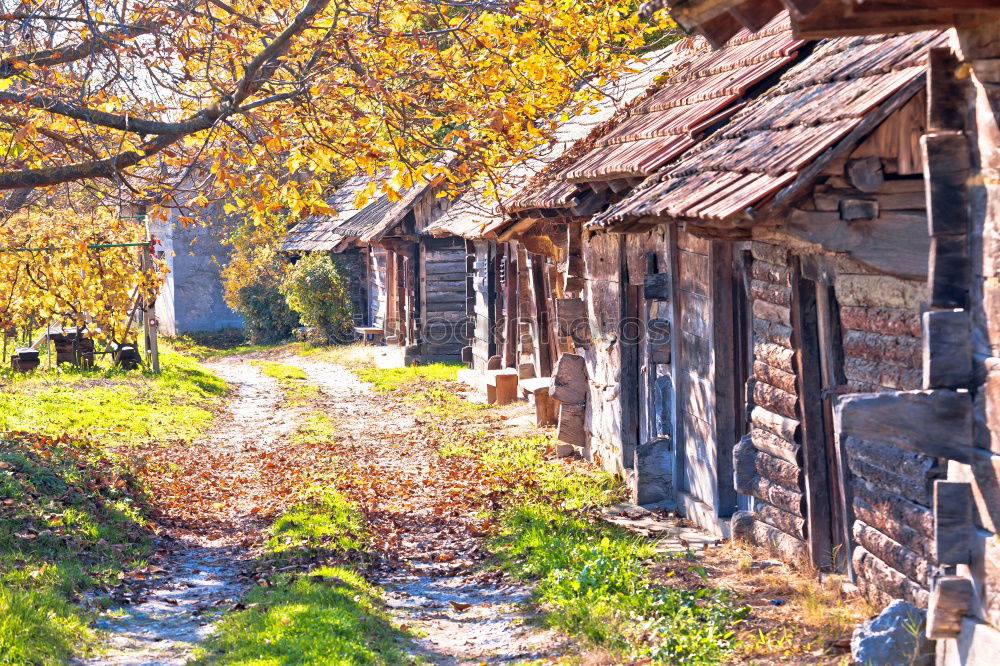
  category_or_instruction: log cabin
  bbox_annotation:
[641,0,1000,659]
[283,174,470,363]
[505,14,806,526]
[424,46,682,414]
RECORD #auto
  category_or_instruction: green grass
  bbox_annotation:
[354,363,462,393]
[257,361,307,381]
[195,488,418,665]
[450,433,747,663]
[293,411,339,447]
[0,432,152,663]
[164,331,296,360]
[0,350,227,446]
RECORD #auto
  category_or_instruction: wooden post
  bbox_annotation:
[140,245,160,373]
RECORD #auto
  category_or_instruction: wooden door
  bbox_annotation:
[791,260,850,571]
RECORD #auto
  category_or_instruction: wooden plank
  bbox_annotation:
[679,329,711,374]
[834,389,974,464]
[679,289,710,338]
[927,576,975,639]
[923,309,972,389]
[786,208,930,281]
[790,265,836,570]
[648,318,671,364]
[934,481,974,566]
[557,403,585,448]
[678,250,710,296]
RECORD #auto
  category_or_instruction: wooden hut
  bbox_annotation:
[641,0,1000,657]
[283,175,470,363]
[595,28,945,604]
[505,15,805,524]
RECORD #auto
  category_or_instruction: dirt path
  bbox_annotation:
[84,354,567,665]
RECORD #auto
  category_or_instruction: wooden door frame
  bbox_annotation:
[709,240,739,520]
[790,256,842,571]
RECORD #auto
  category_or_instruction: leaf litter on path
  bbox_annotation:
[83,354,571,665]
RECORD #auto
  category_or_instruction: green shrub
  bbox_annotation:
[236,279,300,344]
[280,253,354,345]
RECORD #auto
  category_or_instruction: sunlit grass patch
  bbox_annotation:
[0,350,226,446]
[354,363,462,393]
[252,360,319,406]
[257,361,307,381]
[0,432,152,663]
[264,487,365,562]
[493,502,746,663]
[293,411,339,446]
[192,566,416,665]
[197,488,417,665]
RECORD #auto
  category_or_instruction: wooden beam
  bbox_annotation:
[730,0,783,30]
[927,576,975,639]
[927,47,967,133]
[923,309,972,389]
[834,389,974,464]
[934,481,974,565]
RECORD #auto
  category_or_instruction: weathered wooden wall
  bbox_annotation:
[468,240,495,372]
[336,247,370,327]
[738,166,943,605]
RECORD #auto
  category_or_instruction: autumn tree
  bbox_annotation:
[0,0,669,221]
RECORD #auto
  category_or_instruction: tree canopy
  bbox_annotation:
[0,0,669,220]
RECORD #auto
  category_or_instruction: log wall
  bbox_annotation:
[468,240,494,372]
[741,209,942,606]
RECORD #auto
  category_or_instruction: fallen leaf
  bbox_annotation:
[450,601,471,611]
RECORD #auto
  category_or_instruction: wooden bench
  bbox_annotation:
[354,326,385,345]
[520,377,558,426]
[485,369,519,405]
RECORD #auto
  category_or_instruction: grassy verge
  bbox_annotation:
[354,362,462,393]
[194,488,417,665]
[0,350,227,446]
[0,432,152,663]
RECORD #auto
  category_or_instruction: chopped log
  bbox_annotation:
[750,426,801,465]
[847,449,935,507]
[461,346,473,364]
[733,435,756,488]
[834,274,926,310]
[756,503,806,540]
[518,362,535,379]
[487,355,502,370]
[839,197,879,220]
[935,480,974,566]
[927,576,975,639]
[555,298,589,344]
[923,309,972,389]
[643,273,671,300]
[732,512,807,563]
[853,491,934,560]
[843,329,921,366]
[532,386,558,427]
[557,403,585,448]
[551,353,587,405]
[847,156,884,193]
[853,545,929,608]
[493,370,518,405]
[752,299,791,326]
[750,241,788,266]
[840,306,922,338]
[853,520,931,587]
[739,473,804,515]
[751,278,792,307]
[843,356,922,391]
[754,341,796,374]
[835,389,974,464]
[751,259,791,287]
[751,405,800,442]
[754,360,798,395]
[753,316,793,347]
[844,435,940,486]
[853,475,934,536]
[753,381,797,420]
